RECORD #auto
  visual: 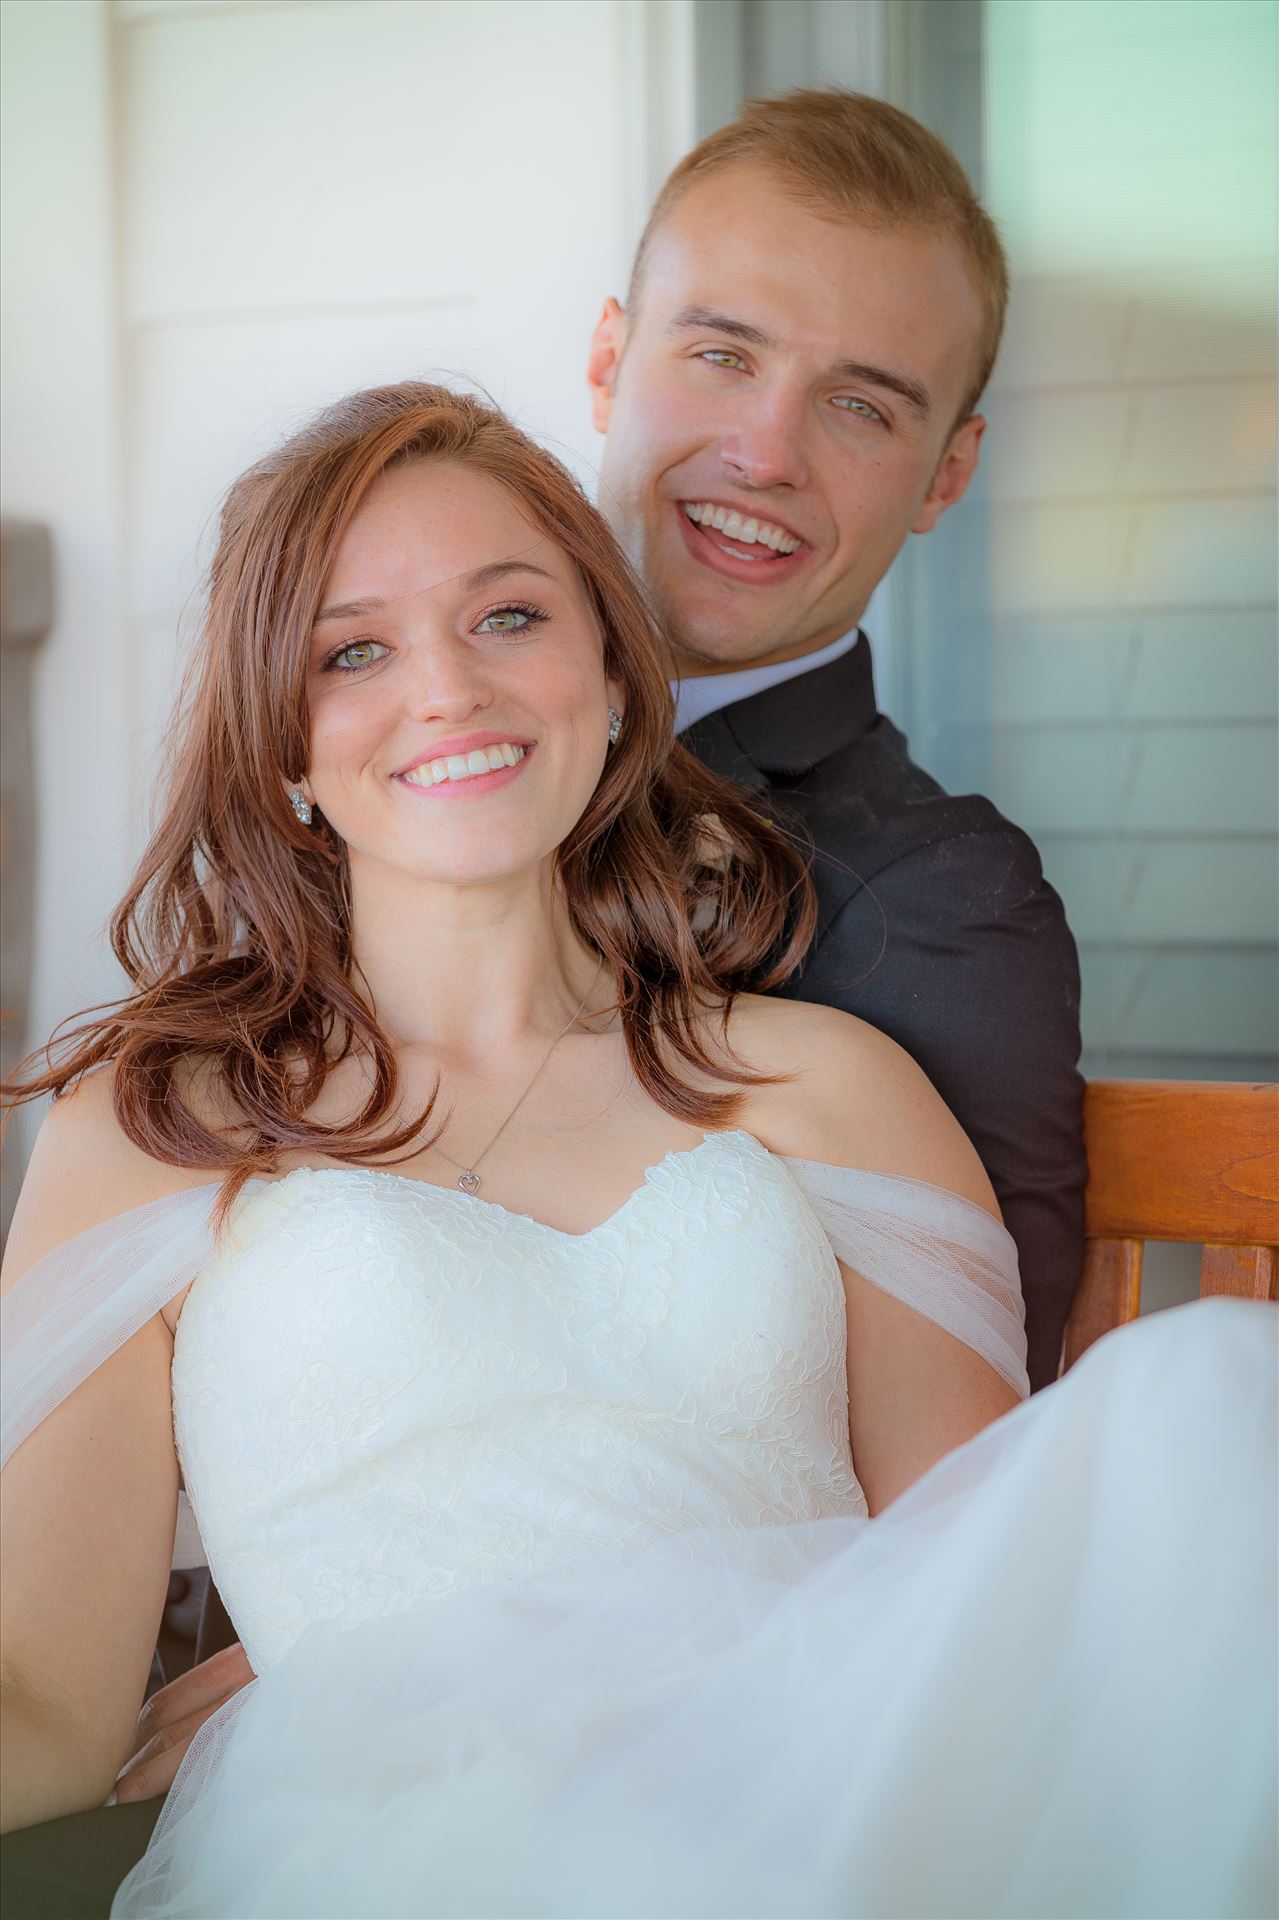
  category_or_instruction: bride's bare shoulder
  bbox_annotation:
[724,993,997,1213]
[1,1061,223,1291]
[722,991,912,1082]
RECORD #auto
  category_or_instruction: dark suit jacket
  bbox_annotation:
[681,635,1086,1391]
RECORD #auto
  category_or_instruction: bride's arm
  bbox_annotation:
[747,1000,1024,1515]
[838,1251,1020,1515]
[1,1076,185,1832]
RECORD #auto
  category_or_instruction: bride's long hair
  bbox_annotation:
[2,383,815,1208]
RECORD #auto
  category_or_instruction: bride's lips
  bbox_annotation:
[395,731,534,803]
[673,503,811,585]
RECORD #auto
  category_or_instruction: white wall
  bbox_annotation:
[0,0,131,1097]
[1,0,697,1141]
[117,0,653,801]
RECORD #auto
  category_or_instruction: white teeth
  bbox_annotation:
[681,502,801,555]
[404,745,526,788]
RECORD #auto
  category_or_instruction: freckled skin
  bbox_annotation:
[588,163,988,675]
[303,461,623,901]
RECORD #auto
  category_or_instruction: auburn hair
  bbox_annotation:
[629,87,1009,424]
[2,382,816,1214]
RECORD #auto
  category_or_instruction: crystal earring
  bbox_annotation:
[607,708,623,745]
[290,788,313,826]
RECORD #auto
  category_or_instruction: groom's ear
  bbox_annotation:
[911,414,987,535]
[587,298,628,434]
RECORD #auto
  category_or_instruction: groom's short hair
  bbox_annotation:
[628,88,1009,425]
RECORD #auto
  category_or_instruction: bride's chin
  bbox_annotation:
[362,838,557,892]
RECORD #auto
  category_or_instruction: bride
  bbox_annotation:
[1,382,1274,1920]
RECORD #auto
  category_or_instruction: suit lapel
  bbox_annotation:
[676,706,769,790]
[678,633,879,784]
[678,635,891,944]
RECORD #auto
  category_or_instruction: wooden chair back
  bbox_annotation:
[1062,1079,1279,1372]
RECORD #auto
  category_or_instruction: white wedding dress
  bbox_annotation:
[3,1128,1275,1919]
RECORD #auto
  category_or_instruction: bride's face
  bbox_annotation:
[302,459,622,890]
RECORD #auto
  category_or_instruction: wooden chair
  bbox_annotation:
[1062,1079,1279,1372]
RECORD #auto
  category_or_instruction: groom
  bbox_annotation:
[5,95,1084,1903]
[595,88,1085,1394]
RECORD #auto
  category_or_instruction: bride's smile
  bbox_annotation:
[302,460,624,899]
[397,736,530,795]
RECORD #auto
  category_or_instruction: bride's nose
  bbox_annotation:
[404,631,494,722]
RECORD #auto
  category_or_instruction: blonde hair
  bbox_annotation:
[629,88,1009,425]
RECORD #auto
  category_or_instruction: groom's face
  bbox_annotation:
[588,163,988,675]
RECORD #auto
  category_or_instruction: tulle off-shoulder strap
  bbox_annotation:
[1,1186,225,1470]
[1,1150,1031,1480]
[781,1157,1030,1400]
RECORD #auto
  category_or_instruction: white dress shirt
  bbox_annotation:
[673,627,861,734]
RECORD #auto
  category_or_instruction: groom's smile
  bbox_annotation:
[588,160,987,676]
[673,496,811,584]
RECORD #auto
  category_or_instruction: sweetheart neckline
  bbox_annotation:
[248,1128,768,1245]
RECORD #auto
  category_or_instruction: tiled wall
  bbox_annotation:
[896,0,1278,1082]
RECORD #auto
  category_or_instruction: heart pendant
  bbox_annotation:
[458,1170,481,1195]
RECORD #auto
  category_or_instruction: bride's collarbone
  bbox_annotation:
[164,996,856,1253]
[278,1000,837,1218]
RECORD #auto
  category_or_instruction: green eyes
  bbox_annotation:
[832,395,885,423]
[475,607,533,633]
[696,351,885,424]
[332,640,386,671]
[320,604,547,674]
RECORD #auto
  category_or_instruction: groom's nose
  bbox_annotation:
[718,381,810,493]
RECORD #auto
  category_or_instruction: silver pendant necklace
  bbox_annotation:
[431,954,605,1195]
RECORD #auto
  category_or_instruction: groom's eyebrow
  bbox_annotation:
[668,305,772,348]
[667,304,932,420]
[315,559,556,625]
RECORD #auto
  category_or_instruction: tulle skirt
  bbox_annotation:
[115,1300,1277,1920]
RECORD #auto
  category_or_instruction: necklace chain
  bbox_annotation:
[431,954,606,1195]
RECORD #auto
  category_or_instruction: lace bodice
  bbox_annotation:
[172,1131,868,1670]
